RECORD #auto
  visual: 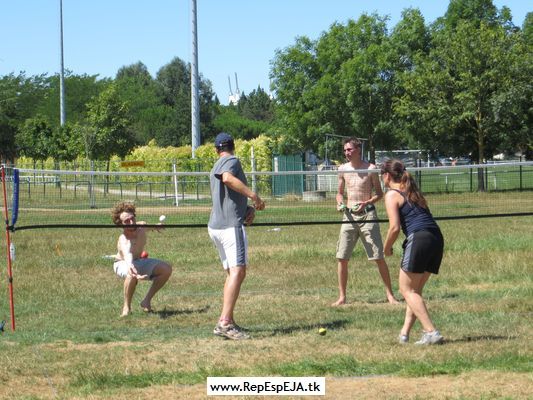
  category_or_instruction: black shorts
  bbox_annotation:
[401,228,444,274]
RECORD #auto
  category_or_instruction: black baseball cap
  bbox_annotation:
[214,132,234,148]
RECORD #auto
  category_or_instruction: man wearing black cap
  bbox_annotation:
[208,132,265,340]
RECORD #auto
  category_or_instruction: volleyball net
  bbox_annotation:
[2,162,533,231]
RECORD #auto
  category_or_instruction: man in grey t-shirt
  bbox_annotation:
[208,132,265,340]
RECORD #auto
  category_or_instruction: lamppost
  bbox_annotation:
[59,0,66,126]
[190,0,200,158]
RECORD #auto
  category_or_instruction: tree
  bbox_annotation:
[16,115,53,163]
[49,123,82,162]
[440,0,500,29]
[403,20,522,159]
[237,86,275,122]
[389,9,432,150]
[84,84,135,162]
[490,23,533,159]
[154,57,218,146]
[270,35,319,153]
[523,12,533,44]
[338,14,397,161]
[34,72,108,129]
[212,107,270,140]
[198,78,219,142]
[0,73,50,158]
[0,74,21,162]
[0,113,17,163]
[115,62,161,144]
[271,14,398,160]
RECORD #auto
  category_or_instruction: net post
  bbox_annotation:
[172,161,179,207]
[1,166,16,331]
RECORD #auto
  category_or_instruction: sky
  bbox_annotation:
[1,1,530,105]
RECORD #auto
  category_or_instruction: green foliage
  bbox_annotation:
[271,13,403,160]
[49,123,82,162]
[442,0,500,29]
[397,19,525,163]
[85,83,135,160]
[36,72,109,130]
[108,135,275,175]
[16,115,53,160]
[212,107,270,140]
[115,62,161,145]
[0,75,20,161]
[153,57,218,146]
[2,0,531,165]
[237,86,275,122]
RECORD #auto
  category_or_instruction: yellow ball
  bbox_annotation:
[318,327,327,336]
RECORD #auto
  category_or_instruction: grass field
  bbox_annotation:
[0,207,532,399]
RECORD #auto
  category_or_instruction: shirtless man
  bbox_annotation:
[332,138,399,306]
[111,201,172,316]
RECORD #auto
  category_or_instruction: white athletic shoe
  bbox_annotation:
[415,330,444,345]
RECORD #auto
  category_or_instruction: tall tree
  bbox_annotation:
[490,21,533,159]
[16,115,53,162]
[338,14,396,161]
[440,0,500,28]
[270,35,321,153]
[0,74,22,162]
[399,18,522,161]
[390,9,432,150]
[36,72,108,129]
[523,12,533,44]
[84,84,134,161]
[212,106,270,141]
[271,14,397,160]
[115,62,160,144]
[238,86,275,122]
[49,123,82,162]
[154,57,218,146]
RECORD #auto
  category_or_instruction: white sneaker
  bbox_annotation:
[398,334,409,344]
[415,330,444,345]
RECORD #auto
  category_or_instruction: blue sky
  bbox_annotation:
[1,1,530,105]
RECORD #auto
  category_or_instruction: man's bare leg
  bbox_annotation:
[332,259,349,306]
[375,258,400,304]
[122,275,137,317]
[219,266,246,324]
[140,263,172,312]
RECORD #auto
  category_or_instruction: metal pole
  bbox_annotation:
[172,162,179,207]
[1,166,16,331]
[251,146,257,194]
[190,0,201,157]
[59,0,66,126]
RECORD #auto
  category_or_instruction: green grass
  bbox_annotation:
[0,204,532,398]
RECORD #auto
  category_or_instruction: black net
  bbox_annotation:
[2,162,533,231]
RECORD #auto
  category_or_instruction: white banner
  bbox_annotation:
[207,377,325,396]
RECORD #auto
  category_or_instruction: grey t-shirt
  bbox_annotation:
[208,155,248,229]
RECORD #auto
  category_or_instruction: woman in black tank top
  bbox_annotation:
[380,159,444,345]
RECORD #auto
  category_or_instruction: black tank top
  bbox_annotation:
[391,189,439,236]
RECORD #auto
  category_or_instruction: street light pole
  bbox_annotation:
[190,0,200,158]
[59,0,66,126]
